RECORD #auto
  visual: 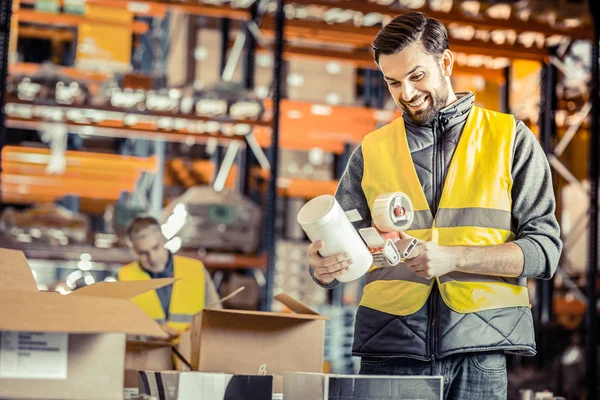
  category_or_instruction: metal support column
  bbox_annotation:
[539,60,557,325]
[220,18,230,77]
[0,0,13,186]
[376,72,385,109]
[331,143,353,306]
[586,2,600,398]
[243,4,257,90]
[185,15,198,87]
[262,0,285,311]
[536,59,557,369]
[149,139,165,219]
[241,4,258,196]
[502,66,511,113]
[364,69,373,108]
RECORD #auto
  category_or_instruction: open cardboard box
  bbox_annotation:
[0,248,173,400]
[191,292,328,393]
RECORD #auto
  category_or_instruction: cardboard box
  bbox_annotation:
[125,340,173,372]
[137,371,273,400]
[283,372,444,400]
[191,293,327,392]
[174,329,193,371]
[0,248,172,400]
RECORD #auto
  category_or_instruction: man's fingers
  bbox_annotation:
[404,254,423,269]
[312,252,352,268]
[314,259,352,274]
[308,240,323,256]
[317,267,350,282]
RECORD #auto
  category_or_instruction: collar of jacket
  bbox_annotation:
[403,91,475,131]
[145,251,174,279]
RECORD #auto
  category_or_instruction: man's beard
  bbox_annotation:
[401,77,450,126]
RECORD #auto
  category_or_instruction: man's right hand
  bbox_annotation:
[308,241,353,285]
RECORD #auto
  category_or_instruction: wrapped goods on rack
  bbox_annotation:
[188,81,265,121]
[161,186,262,254]
[5,68,266,139]
[0,203,90,245]
[6,63,91,105]
[273,240,327,309]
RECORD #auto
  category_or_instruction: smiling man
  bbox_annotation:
[118,216,221,340]
[307,12,562,400]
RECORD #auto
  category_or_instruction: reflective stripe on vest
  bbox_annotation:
[360,106,530,316]
[168,313,195,324]
[117,255,205,332]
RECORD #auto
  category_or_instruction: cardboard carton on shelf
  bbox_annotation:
[283,372,444,400]
[0,248,173,400]
[191,292,328,393]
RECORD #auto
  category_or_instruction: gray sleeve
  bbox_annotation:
[511,120,563,279]
[309,145,373,289]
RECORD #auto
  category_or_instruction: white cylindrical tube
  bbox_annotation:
[297,195,373,282]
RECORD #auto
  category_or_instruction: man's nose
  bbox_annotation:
[401,83,417,102]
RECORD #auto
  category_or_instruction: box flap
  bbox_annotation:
[0,249,38,292]
[70,278,176,299]
[205,308,327,320]
[0,289,167,338]
[274,293,321,316]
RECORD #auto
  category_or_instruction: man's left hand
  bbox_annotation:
[404,241,460,279]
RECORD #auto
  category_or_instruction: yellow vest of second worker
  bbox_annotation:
[117,255,205,332]
[360,106,531,316]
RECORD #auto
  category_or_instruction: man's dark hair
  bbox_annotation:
[126,215,161,240]
[372,12,449,64]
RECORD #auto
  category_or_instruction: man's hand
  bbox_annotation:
[308,241,352,285]
[160,324,180,341]
[404,241,459,279]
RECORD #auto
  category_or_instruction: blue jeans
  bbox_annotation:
[359,352,507,400]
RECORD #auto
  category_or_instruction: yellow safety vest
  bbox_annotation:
[118,255,205,332]
[360,105,531,316]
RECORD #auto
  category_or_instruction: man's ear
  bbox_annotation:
[441,49,454,77]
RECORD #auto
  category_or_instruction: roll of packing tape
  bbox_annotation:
[372,192,414,232]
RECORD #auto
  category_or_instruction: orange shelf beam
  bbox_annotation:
[19,0,250,19]
[2,161,141,182]
[2,146,157,173]
[2,174,133,199]
[16,9,149,34]
[10,62,110,82]
[278,178,338,199]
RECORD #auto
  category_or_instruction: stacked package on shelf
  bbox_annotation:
[279,149,335,181]
[273,240,327,311]
[314,305,359,375]
[287,59,356,105]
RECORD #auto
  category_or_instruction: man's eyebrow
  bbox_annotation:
[383,65,424,82]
